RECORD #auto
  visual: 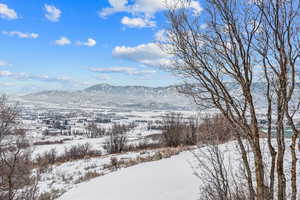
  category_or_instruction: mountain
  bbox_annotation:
[21,82,282,110]
[21,84,195,110]
[84,84,178,96]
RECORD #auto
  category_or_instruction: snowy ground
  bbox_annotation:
[31,123,161,159]
[37,150,162,196]
[58,151,200,200]
[15,101,300,200]
[57,139,300,200]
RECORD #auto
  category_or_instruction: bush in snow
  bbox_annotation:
[104,123,129,154]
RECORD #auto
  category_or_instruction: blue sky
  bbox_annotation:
[0,0,202,93]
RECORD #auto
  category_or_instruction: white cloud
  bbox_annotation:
[76,38,97,47]
[200,24,208,29]
[29,75,74,83]
[0,70,12,76]
[0,70,81,85]
[190,1,203,16]
[112,43,171,67]
[2,31,39,39]
[55,37,71,46]
[121,16,156,28]
[0,4,18,20]
[155,29,167,41]
[96,74,111,81]
[91,67,134,74]
[0,82,15,87]
[90,67,156,76]
[100,0,128,17]
[0,60,9,67]
[100,0,202,17]
[44,4,61,22]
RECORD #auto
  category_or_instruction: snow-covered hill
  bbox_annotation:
[59,151,200,200]
[58,139,300,200]
[20,82,299,111]
[21,84,195,110]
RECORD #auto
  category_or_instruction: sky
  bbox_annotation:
[0,0,203,93]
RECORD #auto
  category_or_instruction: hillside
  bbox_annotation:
[21,84,195,110]
[58,139,300,200]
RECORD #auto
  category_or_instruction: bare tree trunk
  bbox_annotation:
[276,102,286,200]
[252,136,266,200]
[237,136,255,200]
[290,134,298,200]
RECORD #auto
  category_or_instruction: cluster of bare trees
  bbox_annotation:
[0,96,38,200]
[85,123,106,138]
[35,143,102,172]
[104,123,134,154]
[161,113,234,147]
[161,113,199,146]
[165,0,300,199]
[197,114,235,144]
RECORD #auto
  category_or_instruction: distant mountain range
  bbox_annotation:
[19,82,285,110]
[21,84,196,110]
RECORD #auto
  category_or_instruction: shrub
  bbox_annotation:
[35,143,102,168]
[161,113,200,147]
[104,123,129,154]
[198,114,235,144]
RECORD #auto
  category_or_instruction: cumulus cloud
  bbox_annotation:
[44,4,61,22]
[112,43,171,67]
[76,38,97,47]
[90,67,156,76]
[2,31,39,39]
[0,4,18,20]
[55,37,71,46]
[100,0,128,17]
[100,0,202,17]
[121,16,156,28]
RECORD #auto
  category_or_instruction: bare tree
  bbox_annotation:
[161,113,186,147]
[104,123,128,154]
[194,143,249,200]
[0,96,38,200]
[161,113,201,146]
[255,1,300,199]
[198,114,235,144]
[165,0,300,199]
[85,122,106,138]
[0,95,19,143]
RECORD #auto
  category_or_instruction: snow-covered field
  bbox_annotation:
[31,123,161,159]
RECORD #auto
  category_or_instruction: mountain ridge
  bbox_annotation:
[21,83,194,110]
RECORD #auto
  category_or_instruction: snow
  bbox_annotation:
[37,150,159,195]
[59,151,200,200]
[57,139,300,200]
[31,123,161,159]
[32,137,107,159]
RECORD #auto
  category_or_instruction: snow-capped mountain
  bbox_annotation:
[21,84,195,110]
